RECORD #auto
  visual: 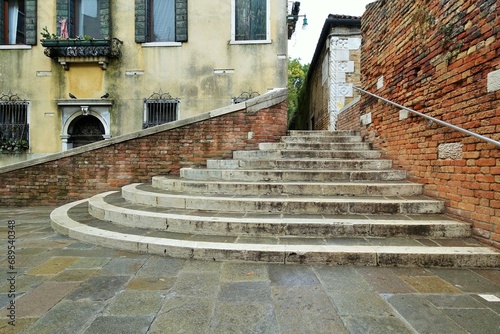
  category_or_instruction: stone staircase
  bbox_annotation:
[51,130,500,267]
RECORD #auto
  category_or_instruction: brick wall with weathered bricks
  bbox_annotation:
[338,0,500,247]
[0,99,287,207]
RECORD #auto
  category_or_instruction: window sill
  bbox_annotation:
[230,39,272,45]
[141,42,182,47]
[0,45,32,50]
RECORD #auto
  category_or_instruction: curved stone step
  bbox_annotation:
[287,130,360,136]
[180,168,408,182]
[207,159,394,170]
[88,192,471,238]
[121,184,445,215]
[259,142,372,151]
[51,200,500,267]
[232,150,382,160]
[151,176,424,197]
[281,136,362,143]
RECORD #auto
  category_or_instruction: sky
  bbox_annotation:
[288,0,375,63]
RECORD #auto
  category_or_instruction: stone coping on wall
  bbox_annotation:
[0,88,287,175]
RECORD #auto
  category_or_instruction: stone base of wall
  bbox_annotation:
[0,89,288,206]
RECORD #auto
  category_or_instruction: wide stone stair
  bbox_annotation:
[51,130,500,267]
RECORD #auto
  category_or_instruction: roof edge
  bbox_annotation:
[307,17,361,80]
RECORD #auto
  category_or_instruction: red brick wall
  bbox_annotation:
[0,99,287,206]
[338,0,500,248]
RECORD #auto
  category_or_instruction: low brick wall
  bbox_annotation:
[0,89,288,206]
[338,0,500,248]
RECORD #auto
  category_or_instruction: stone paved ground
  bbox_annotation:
[0,207,499,334]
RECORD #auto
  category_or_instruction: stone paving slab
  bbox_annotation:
[0,207,499,333]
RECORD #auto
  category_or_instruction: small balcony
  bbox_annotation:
[41,38,122,70]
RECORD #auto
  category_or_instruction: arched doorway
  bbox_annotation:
[68,115,105,148]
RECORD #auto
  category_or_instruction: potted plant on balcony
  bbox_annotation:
[40,27,110,47]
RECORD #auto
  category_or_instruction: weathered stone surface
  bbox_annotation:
[0,281,80,318]
[125,277,176,291]
[171,272,220,298]
[26,257,79,276]
[97,258,146,276]
[211,302,279,334]
[66,276,130,301]
[387,295,469,334]
[271,285,348,333]
[51,269,99,282]
[150,296,212,333]
[107,291,164,316]
[22,300,105,334]
[83,316,153,334]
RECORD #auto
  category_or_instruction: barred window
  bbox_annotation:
[0,96,29,151]
[143,92,179,128]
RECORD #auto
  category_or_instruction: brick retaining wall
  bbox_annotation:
[338,0,500,247]
[0,89,288,207]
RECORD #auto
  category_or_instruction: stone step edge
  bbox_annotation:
[235,149,380,154]
[123,184,445,214]
[153,176,421,187]
[89,192,470,238]
[51,200,500,267]
[126,183,441,202]
[152,176,424,196]
[180,168,408,181]
[287,130,359,135]
[206,159,394,170]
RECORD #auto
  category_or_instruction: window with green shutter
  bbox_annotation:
[232,0,269,43]
[1,0,36,45]
[135,0,188,44]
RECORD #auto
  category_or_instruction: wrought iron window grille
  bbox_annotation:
[0,92,29,152]
[232,91,260,104]
[143,90,180,129]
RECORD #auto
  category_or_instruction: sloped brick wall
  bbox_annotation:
[338,0,500,247]
[0,90,287,206]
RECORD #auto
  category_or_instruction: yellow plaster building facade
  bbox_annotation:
[0,0,289,153]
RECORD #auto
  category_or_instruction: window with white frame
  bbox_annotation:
[135,0,188,44]
[143,92,179,128]
[231,0,270,43]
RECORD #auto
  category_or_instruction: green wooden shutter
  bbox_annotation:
[175,0,187,42]
[234,0,249,40]
[99,0,111,39]
[25,0,37,45]
[135,0,147,42]
[250,0,266,40]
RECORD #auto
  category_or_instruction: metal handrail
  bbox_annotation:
[353,86,500,147]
